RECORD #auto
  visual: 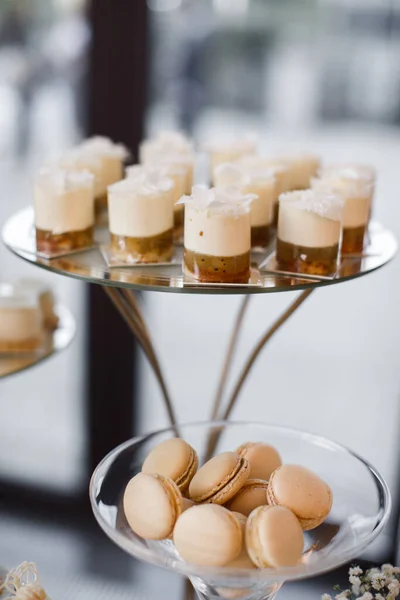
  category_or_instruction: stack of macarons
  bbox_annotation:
[123,438,332,570]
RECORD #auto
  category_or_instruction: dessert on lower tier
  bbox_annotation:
[312,174,373,254]
[274,153,321,191]
[179,185,255,283]
[205,137,257,184]
[139,131,195,194]
[16,279,59,330]
[276,189,344,276]
[34,168,95,253]
[127,162,186,244]
[79,136,129,215]
[108,171,174,264]
[214,162,275,249]
[0,286,43,353]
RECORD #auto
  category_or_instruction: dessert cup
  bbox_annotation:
[206,139,257,185]
[312,173,374,254]
[274,154,320,191]
[90,420,391,600]
[256,159,292,227]
[0,285,43,353]
[214,162,275,250]
[108,171,174,264]
[79,136,129,216]
[139,131,195,194]
[33,167,95,254]
[179,186,255,284]
[127,163,186,244]
[276,189,344,276]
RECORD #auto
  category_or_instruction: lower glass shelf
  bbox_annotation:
[2,208,397,295]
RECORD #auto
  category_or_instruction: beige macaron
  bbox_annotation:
[267,464,332,530]
[174,504,243,567]
[189,452,250,504]
[142,438,198,492]
[226,479,269,517]
[246,505,304,568]
[236,442,282,481]
[123,472,183,540]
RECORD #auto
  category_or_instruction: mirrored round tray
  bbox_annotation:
[0,304,75,379]
[2,208,397,294]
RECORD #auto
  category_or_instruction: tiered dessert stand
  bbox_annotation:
[0,303,75,380]
[1,206,397,600]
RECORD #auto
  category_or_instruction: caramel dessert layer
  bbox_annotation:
[0,336,43,354]
[251,224,272,249]
[36,226,93,253]
[341,225,366,254]
[111,229,173,264]
[276,238,339,276]
[184,249,251,283]
[273,203,279,227]
[174,207,184,244]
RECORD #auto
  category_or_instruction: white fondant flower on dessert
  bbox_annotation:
[80,136,130,160]
[177,184,257,214]
[110,167,173,195]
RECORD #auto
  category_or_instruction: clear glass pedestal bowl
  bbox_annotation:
[90,421,391,600]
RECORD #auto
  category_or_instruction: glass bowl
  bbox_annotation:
[90,421,391,600]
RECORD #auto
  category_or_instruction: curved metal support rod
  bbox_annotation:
[223,289,314,421]
[206,289,314,457]
[210,296,251,421]
[102,286,178,428]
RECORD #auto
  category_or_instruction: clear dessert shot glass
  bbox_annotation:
[90,420,391,600]
[214,162,275,250]
[139,131,195,194]
[312,172,374,254]
[276,189,344,276]
[179,185,256,284]
[34,167,95,254]
[108,171,174,264]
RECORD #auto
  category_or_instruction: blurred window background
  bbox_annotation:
[0,0,400,598]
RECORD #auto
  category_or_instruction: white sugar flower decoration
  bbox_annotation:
[4,562,47,600]
[177,184,257,214]
[322,565,400,600]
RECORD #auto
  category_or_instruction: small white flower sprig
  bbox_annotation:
[322,565,400,600]
[3,562,47,599]
[177,184,257,215]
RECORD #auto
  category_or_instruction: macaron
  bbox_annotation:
[142,438,198,492]
[226,479,269,517]
[123,472,183,540]
[189,452,250,504]
[246,505,304,568]
[173,504,243,567]
[267,464,332,530]
[236,442,282,481]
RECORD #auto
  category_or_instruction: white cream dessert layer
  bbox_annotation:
[179,185,254,257]
[79,136,129,195]
[34,168,95,233]
[127,163,186,211]
[312,177,372,228]
[214,163,274,227]
[275,153,320,190]
[0,291,42,342]
[278,189,343,248]
[108,173,174,238]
